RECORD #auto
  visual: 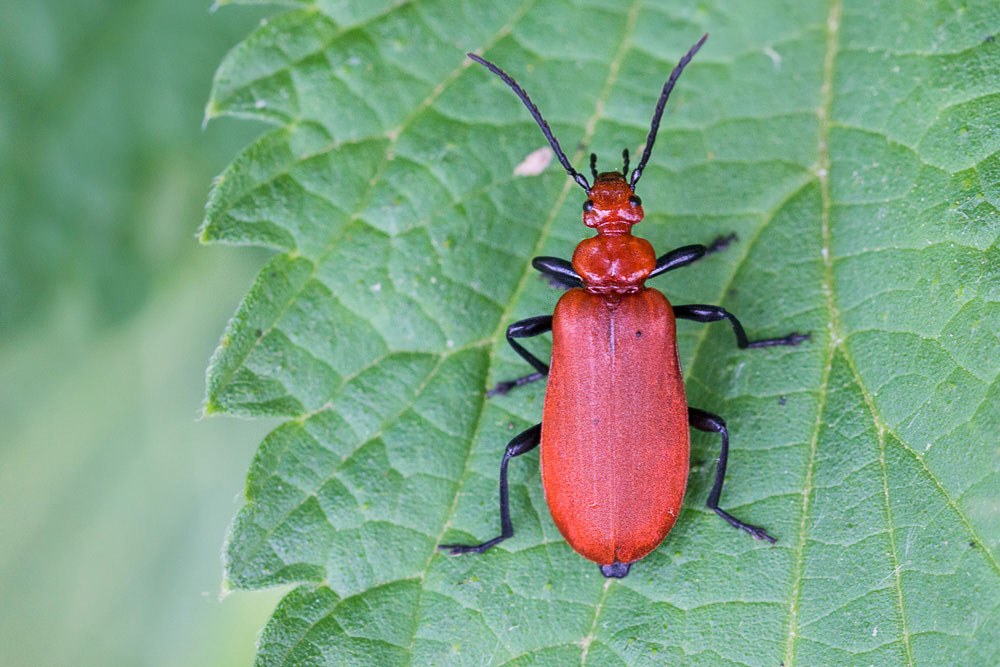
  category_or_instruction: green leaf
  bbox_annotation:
[0,0,269,332]
[203,1,1000,664]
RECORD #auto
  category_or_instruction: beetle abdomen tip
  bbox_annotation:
[599,561,632,578]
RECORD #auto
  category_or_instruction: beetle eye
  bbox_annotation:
[583,199,595,212]
[629,195,642,207]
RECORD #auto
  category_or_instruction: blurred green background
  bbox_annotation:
[1,1,288,664]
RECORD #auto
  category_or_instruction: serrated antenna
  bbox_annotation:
[630,34,708,189]
[468,53,591,192]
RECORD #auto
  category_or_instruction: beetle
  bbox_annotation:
[439,35,809,578]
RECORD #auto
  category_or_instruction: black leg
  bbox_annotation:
[647,233,737,280]
[487,315,553,396]
[688,408,775,543]
[648,244,705,279]
[532,256,582,290]
[486,371,546,397]
[674,304,809,349]
[439,423,542,554]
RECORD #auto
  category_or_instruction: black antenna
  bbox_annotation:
[468,53,591,192]
[630,34,708,189]
[590,153,598,180]
[621,148,630,178]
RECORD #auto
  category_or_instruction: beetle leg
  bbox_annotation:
[673,304,810,348]
[486,371,546,397]
[532,256,583,290]
[688,408,776,543]
[439,423,542,555]
[487,315,553,396]
[649,244,705,279]
[647,234,738,280]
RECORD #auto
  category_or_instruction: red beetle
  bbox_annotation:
[440,35,808,578]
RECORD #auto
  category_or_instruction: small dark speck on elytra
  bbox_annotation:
[636,330,642,338]
[269,272,277,278]
[985,34,996,42]
[970,541,978,548]
[255,329,263,338]
[779,396,787,406]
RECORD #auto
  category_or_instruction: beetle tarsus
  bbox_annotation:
[439,536,507,555]
[745,331,810,348]
[713,508,777,544]
[705,232,738,255]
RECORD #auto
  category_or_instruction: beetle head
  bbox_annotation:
[582,171,644,233]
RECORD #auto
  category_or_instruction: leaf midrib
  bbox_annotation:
[783,1,1000,664]
[782,0,843,663]
[406,1,644,661]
